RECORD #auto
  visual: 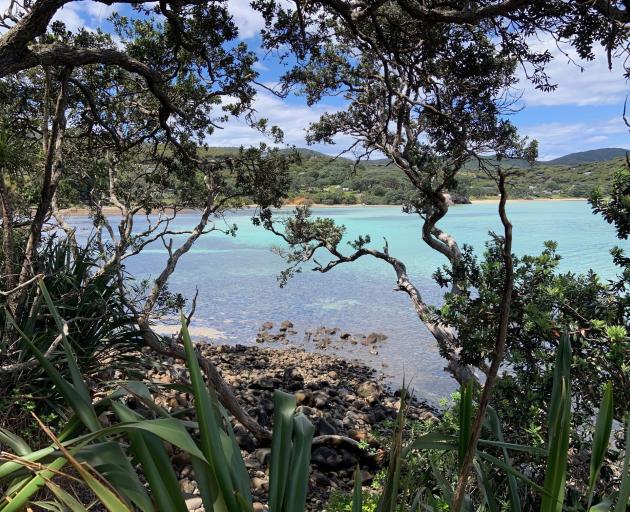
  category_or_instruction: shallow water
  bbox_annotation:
[70,201,629,404]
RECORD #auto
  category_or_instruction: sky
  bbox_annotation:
[15,0,630,160]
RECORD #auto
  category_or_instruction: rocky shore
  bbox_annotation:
[144,339,438,511]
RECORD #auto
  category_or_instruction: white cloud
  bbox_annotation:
[522,117,629,160]
[209,89,354,154]
[228,0,265,39]
[518,36,628,107]
[51,1,117,32]
[52,3,90,32]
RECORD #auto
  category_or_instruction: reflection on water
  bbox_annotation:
[70,201,629,404]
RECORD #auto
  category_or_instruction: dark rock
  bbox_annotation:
[283,366,304,382]
[315,417,337,436]
[279,320,294,331]
[248,377,281,390]
[312,446,358,469]
[312,471,332,486]
[365,332,387,344]
[295,390,313,406]
[255,448,271,466]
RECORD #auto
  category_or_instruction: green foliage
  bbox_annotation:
[331,334,629,512]
[0,239,144,429]
[280,151,626,204]
[591,167,630,239]
[437,238,630,435]
[0,313,315,512]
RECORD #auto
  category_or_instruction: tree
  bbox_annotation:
[0,8,289,440]
[256,1,629,505]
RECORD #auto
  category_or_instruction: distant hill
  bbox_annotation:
[201,146,627,204]
[545,148,629,166]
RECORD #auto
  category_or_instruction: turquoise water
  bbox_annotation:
[70,200,628,403]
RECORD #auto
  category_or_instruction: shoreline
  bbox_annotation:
[58,197,587,216]
[146,342,437,511]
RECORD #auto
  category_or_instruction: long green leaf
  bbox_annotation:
[219,406,253,506]
[352,465,363,512]
[75,441,154,512]
[180,315,238,512]
[541,333,572,512]
[376,387,407,512]
[0,428,32,456]
[283,414,315,512]
[472,460,498,512]
[0,457,67,512]
[268,390,297,512]
[614,413,630,512]
[458,382,473,471]
[4,310,101,433]
[588,382,614,507]
[38,280,93,411]
[485,406,522,512]
[112,402,187,512]
[45,479,89,512]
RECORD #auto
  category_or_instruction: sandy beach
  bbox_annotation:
[59,197,588,217]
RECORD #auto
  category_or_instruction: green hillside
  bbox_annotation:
[546,147,629,165]
[204,147,625,204]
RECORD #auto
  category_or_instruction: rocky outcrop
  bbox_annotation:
[144,343,438,511]
[444,191,471,205]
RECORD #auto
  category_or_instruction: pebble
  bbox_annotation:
[132,331,438,511]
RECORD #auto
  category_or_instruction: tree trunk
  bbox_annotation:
[16,67,71,297]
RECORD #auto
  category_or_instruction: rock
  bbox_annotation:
[251,477,268,491]
[134,342,440,511]
[255,448,271,466]
[283,366,304,382]
[312,391,329,408]
[312,446,358,469]
[295,390,313,406]
[348,429,374,443]
[234,431,257,452]
[261,321,273,330]
[365,332,387,344]
[248,377,281,390]
[171,451,191,467]
[185,497,202,511]
[253,502,267,512]
[179,478,196,494]
[340,332,351,340]
[357,381,381,400]
[279,320,294,331]
[315,417,337,436]
[312,471,332,486]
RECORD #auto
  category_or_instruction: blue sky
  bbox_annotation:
[39,0,630,160]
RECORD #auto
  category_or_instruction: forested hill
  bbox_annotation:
[208,146,627,205]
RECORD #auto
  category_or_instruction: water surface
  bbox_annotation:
[71,200,628,403]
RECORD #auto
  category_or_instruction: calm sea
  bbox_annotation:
[70,200,629,403]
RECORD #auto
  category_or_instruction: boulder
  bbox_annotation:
[357,381,381,400]
[279,320,294,331]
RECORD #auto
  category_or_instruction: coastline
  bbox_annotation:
[147,341,437,511]
[469,197,585,204]
[59,197,587,216]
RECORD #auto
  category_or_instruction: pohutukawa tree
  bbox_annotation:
[256,1,630,505]
[0,4,291,440]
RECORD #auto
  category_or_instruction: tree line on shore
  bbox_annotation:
[0,0,629,510]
